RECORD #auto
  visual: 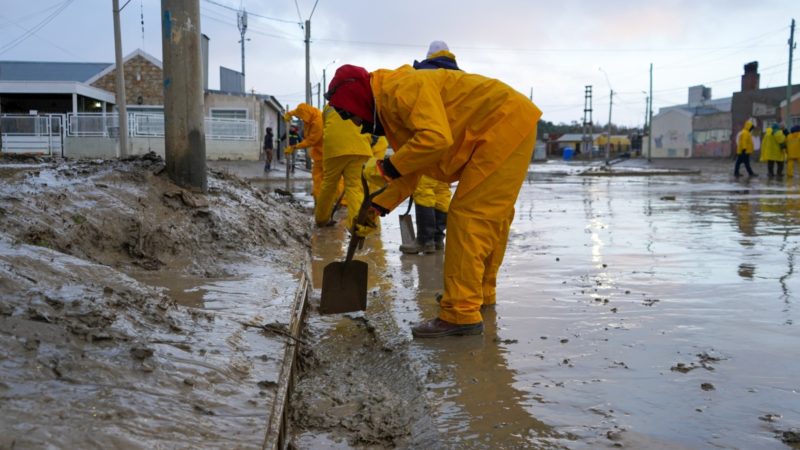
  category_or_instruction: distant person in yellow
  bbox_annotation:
[326,63,542,338]
[760,122,786,177]
[284,103,323,199]
[786,126,800,178]
[315,104,374,228]
[734,119,757,177]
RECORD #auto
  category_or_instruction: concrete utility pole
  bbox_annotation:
[161,0,207,192]
[304,20,311,105]
[786,19,795,125]
[112,0,129,158]
[237,8,248,88]
[648,63,653,162]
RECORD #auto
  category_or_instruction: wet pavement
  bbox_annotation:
[295,158,800,449]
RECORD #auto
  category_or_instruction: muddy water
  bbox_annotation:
[298,160,799,449]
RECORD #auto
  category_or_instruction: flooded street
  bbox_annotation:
[296,159,800,449]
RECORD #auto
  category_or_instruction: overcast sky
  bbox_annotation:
[0,0,796,127]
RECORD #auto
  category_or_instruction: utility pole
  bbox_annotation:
[161,0,207,192]
[648,63,653,162]
[317,83,321,109]
[304,20,311,105]
[581,85,594,159]
[237,8,248,89]
[112,0,129,158]
[786,19,795,125]
[605,90,613,165]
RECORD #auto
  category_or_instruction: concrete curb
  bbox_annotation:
[262,257,311,450]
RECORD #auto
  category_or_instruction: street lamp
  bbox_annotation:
[599,68,613,165]
[322,59,337,102]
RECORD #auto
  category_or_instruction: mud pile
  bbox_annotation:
[0,153,311,449]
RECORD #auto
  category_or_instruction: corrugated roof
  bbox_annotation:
[0,61,111,82]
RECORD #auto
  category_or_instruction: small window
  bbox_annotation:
[211,108,247,120]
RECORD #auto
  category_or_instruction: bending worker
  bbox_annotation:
[325,64,542,338]
[315,103,374,228]
[284,103,324,199]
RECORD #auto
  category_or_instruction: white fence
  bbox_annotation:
[0,114,64,155]
[67,113,256,141]
[2,113,258,159]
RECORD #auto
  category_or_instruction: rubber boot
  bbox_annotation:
[400,204,436,254]
[434,209,447,250]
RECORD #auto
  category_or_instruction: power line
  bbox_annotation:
[203,0,298,24]
[0,0,74,55]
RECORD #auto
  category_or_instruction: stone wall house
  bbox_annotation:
[87,49,164,109]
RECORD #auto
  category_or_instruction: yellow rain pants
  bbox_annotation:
[286,103,324,199]
[786,131,800,178]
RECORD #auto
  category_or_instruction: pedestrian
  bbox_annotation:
[760,122,786,177]
[314,104,374,228]
[281,125,302,172]
[284,104,323,190]
[325,63,542,338]
[263,127,274,172]
[734,119,757,177]
[786,125,800,179]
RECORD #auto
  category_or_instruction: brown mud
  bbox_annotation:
[0,153,311,449]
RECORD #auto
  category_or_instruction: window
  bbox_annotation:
[210,108,248,120]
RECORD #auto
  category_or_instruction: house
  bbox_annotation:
[778,91,800,127]
[1,48,284,160]
[731,61,800,139]
[0,60,114,114]
[648,84,731,158]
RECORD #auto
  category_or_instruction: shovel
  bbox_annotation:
[398,196,416,248]
[319,176,383,314]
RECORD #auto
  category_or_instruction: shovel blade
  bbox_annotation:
[320,260,368,314]
[399,214,416,247]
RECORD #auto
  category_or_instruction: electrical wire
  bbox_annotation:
[0,0,74,55]
[203,0,299,24]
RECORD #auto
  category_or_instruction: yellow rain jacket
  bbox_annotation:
[321,105,373,160]
[287,104,324,197]
[760,127,785,162]
[315,105,374,227]
[371,65,541,210]
[369,66,542,325]
[737,120,754,155]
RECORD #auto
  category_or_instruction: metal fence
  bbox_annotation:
[0,114,63,155]
[66,113,256,140]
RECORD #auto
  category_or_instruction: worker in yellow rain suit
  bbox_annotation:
[786,126,800,179]
[284,103,324,199]
[759,123,786,177]
[325,64,542,338]
[734,119,757,177]
[315,104,374,228]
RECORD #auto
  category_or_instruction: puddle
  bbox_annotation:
[295,159,800,449]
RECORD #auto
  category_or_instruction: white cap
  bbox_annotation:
[427,40,449,58]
